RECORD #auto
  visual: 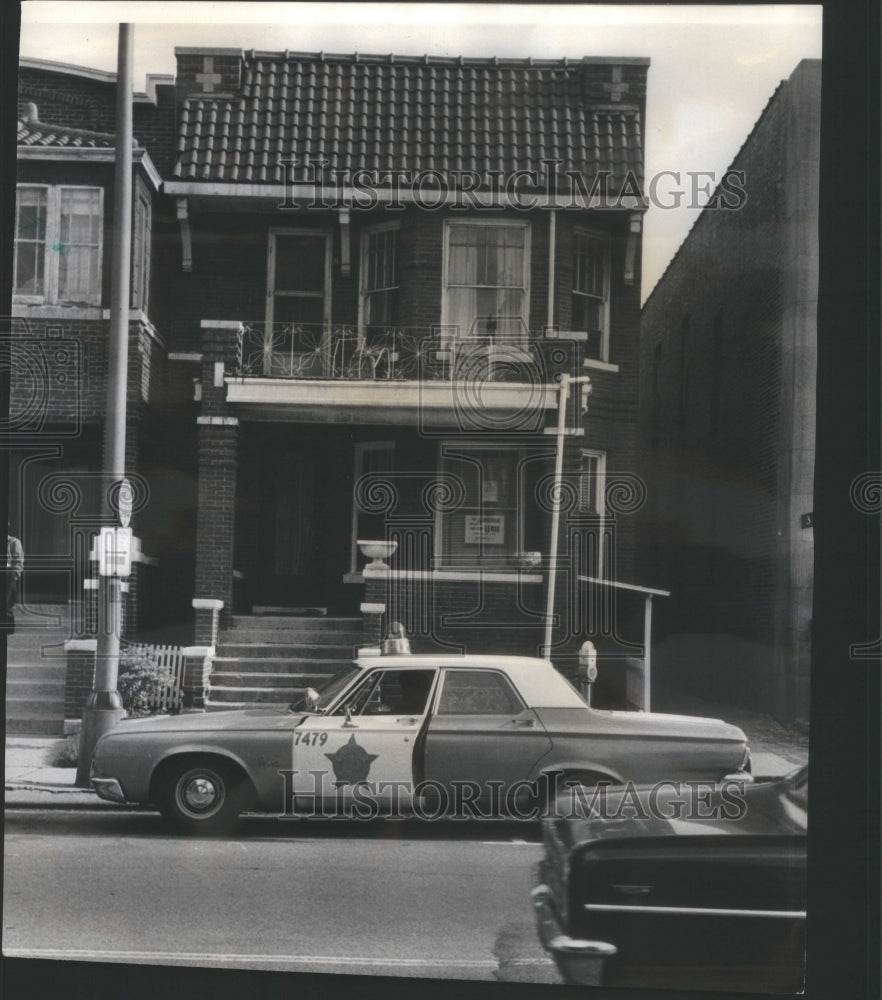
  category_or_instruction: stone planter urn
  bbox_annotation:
[357,539,398,572]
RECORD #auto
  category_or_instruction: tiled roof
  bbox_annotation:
[17,117,120,149]
[173,52,644,188]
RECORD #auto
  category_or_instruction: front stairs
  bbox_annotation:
[205,615,364,710]
[5,604,68,735]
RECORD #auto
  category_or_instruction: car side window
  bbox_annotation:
[332,671,383,716]
[333,669,435,717]
[437,670,524,715]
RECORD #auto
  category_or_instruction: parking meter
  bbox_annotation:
[577,640,598,703]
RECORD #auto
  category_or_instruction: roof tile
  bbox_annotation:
[17,117,121,150]
[173,51,645,189]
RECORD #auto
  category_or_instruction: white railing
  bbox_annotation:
[234,320,548,383]
[146,644,185,712]
[122,642,185,713]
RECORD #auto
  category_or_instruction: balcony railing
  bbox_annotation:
[234,321,571,384]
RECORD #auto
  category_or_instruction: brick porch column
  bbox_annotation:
[193,319,241,640]
[193,417,238,634]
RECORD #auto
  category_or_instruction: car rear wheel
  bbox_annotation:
[157,759,248,835]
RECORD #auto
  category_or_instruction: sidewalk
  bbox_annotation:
[5,701,809,809]
[4,736,108,808]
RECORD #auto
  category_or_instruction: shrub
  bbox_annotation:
[52,732,81,768]
[118,647,176,717]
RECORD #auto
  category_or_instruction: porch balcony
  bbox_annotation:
[220,320,572,426]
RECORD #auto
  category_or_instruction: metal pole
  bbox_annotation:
[643,594,653,712]
[543,374,593,660]
[543,374,570,658]
[77,23,134,786]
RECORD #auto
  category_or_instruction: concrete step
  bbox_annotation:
[6,663,67,680]
[229,616,362,631]
[5,716,66,736]
[211,670,342,688]
[6,697,66,716]
[219,625,364,644]
[216,643,360,659]
[5,679,66,697]
[219,630,363,645]
[206,686,306,704]
[212,655,353,670]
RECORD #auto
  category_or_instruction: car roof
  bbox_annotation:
[354,653,587,709]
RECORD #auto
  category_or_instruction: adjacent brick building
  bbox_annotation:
[13,48,659,713]
[637,60,820,725]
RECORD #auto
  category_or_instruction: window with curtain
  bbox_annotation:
[13,187,47,298]
[14,185,103,305]
[444,222,529,340]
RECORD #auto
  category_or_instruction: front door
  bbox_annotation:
[289,668,438,815]
[265,229,331,376]
[423,668,553,805]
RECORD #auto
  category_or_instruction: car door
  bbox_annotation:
[288,667,438,815]
[422,668,553,807]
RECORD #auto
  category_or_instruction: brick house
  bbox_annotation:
[637,60,820,725]
[13,48,657,714]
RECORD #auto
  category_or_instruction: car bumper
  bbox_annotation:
[531,884,617,983]
[91,776,127,804]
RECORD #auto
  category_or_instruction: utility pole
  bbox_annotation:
[76,24,134,786]
[543,373,592,660]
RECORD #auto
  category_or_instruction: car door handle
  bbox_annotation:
[396,717,420,725]
[509,717,535,727]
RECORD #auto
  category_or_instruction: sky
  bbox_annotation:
[18,2,823,300]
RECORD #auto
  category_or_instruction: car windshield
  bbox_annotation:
[314,666,362,710]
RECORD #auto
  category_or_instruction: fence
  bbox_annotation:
[121,642,186,713]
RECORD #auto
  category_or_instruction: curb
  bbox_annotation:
[5,782,95,795]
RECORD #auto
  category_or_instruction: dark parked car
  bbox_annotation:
[533,766,807,993]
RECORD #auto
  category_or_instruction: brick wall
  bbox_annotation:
[637,62,819,719]
[18,66,177,174]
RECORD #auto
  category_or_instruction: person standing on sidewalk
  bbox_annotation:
[6,525,24,633]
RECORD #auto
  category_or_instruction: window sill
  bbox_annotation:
[12,303,103,320]
[345,569,544,584]
[582,358,620,373]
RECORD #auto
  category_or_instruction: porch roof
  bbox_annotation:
[225,376,557,427]
[172,50,646,190]
[17,114,119,149]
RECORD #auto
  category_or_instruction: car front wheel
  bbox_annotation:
[158,759,247,835]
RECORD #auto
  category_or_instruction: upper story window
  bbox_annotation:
[360,225,399,338]
[572,229,610,361]
[443,221,530,340]
[14,185,103,306]
[131,179,152,312]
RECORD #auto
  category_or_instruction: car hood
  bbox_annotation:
[105,709,307,735]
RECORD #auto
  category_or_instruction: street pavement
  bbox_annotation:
[3,706,810,986]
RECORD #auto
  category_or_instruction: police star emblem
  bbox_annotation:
[325,734,379,786]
